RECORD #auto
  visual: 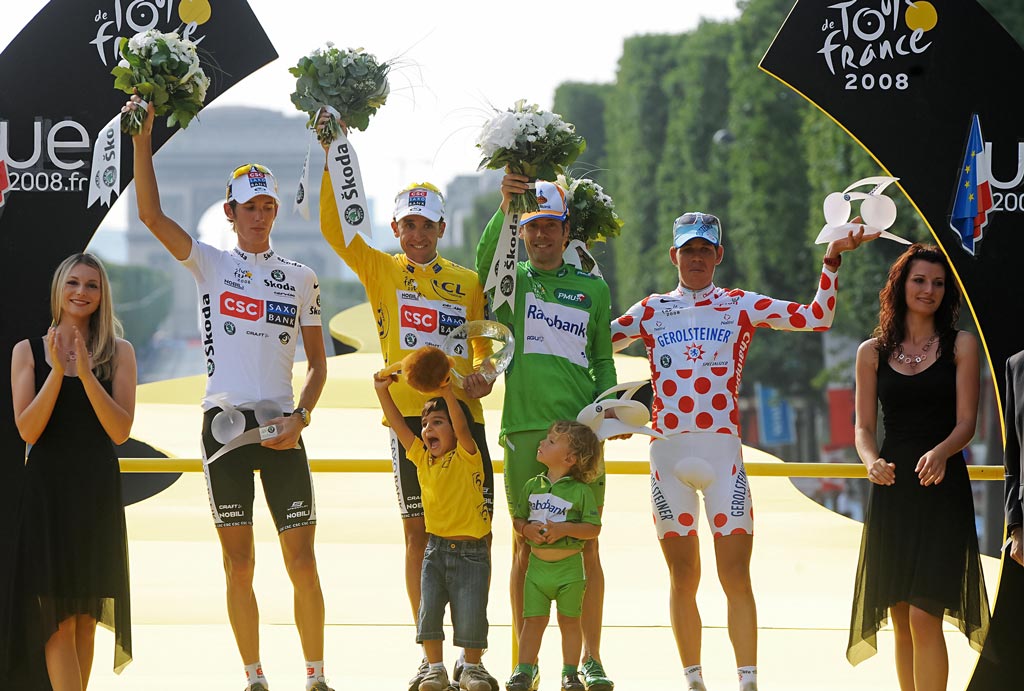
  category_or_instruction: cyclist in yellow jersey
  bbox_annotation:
[319,146,498,691]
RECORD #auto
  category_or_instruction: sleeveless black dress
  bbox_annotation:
[847,339,989,664]
[2,338,132,676]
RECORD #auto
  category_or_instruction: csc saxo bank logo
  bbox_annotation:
[0,1,217,203]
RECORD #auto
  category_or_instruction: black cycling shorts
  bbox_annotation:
[201,408,316,533]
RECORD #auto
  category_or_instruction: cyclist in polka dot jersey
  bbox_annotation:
[609,212,875,691]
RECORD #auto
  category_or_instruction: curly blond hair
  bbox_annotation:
[548,420,602,483]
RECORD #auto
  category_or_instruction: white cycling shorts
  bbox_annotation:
[649,432,753,539]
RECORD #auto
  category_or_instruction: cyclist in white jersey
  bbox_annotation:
[128,99,332,691]
[610,212,875,691]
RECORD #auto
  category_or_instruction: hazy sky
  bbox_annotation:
[2,1,741,232]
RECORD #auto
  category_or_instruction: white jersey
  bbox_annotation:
[182,239,322,411]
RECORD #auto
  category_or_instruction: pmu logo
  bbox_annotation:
[266,301,298,327]
[817,0,936,87]
[554,288,591,308]
[220,292,263,321]
[401,304,437,332]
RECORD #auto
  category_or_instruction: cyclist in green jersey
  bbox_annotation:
[476,174,617,691]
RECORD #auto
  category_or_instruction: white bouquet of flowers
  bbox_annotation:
[476,100,586,214]
[90,29,208,208]
[112,29,210,134]
[289,44,390,144]
[555,174,623,276]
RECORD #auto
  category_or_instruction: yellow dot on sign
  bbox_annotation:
[179,0,212,25]
[905,2,938,32]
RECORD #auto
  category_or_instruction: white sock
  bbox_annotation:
[429,661,445,672]
[684,665,706,690]
[305,660,325,689]
[738,665,757,691]
[244,662,268,690]
[459,649,467,665]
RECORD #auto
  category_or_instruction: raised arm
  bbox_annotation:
[855,338,895,486]
[127,98,193,260]
[441,381,476,456]
[373,372,417,451]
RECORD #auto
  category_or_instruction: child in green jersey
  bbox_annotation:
[509,421,603,691]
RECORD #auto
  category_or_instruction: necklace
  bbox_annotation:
[893,334,937,369]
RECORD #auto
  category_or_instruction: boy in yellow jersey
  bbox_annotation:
[374,371,492,691]
[320,161,497,690]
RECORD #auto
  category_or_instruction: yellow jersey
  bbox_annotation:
[320,171,488,423]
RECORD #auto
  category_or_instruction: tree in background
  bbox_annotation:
[554,82,619,296]
[604,34,682,309]
[106,263,172,351]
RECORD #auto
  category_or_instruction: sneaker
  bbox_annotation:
[562,671,585,691]
[309,682,335,691]
[460,664,497,691]
[245,685,269,691]
[580,657,613,691]
[408,658,430,691]
[419,665,450,691]
[505,665,539,691]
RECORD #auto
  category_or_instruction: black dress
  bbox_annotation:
[847,338,990,664]
[1,338,132,678]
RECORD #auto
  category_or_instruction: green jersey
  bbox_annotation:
[513,473,601,552]
[476,209,617,436]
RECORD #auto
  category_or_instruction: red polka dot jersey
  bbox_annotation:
[611,269,839,436]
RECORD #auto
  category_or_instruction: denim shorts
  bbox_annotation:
[417,534,490,649]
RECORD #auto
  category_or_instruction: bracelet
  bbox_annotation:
[823,254,842,270]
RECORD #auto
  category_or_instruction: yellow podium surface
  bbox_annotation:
[90,309,998,690]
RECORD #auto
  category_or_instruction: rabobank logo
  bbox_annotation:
[818,0,936,88]
[523,293,590,368]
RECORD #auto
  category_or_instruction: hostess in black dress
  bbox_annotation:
[847,336,989,664]
[2,338,132,675]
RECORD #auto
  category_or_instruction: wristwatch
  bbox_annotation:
[292,407,311,427]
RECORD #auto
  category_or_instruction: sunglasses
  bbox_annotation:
[226,164,276,201]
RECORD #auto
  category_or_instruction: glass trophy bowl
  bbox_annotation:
[442,320,515,385]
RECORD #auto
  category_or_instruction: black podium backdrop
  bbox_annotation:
[0,1,277,669]
[762,1,1023,686]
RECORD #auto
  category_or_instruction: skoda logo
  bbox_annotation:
[344,204,365,225]
[271,269,286,282]
[500,275,514,297]
[295,182,305,204]
[660,354,672,368]
[102,166,116,187]
[224,321,236,335]
[207,360,215,376]
[404,333,417,347]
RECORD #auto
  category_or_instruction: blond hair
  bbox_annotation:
[548,420,602,484]
[50,253,123,381]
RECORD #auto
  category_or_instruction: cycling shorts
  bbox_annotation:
[649,432,752,539]
[201,408,315,533]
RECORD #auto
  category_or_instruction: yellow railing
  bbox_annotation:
[118,458,1006,479]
